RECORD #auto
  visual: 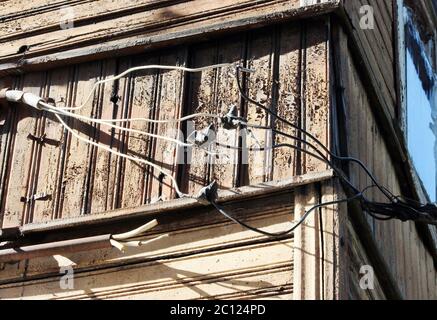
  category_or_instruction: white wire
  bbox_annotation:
[40,101,225,157]
[112,219,158,240]
[59,63,233,111]
[110,234,169,252]
[54,112,187,198]
[44,103,220,124]
[4,63,252,205]
[96,113,221,124]
[40,101,192,148]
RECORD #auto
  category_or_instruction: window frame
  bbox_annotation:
[395,0,437,203]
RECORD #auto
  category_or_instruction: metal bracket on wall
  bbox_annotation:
[27,133,61,146]
[20,192,51,203]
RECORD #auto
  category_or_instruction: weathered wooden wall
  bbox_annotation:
[0,15,332,300]
[0,20,330,229]
[342,0,397,118]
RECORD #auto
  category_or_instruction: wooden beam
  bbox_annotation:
[292,178,347,300]
[293,183,320,299]
[0,170,334,238]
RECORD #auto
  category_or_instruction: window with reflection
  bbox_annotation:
[403,3,437,201]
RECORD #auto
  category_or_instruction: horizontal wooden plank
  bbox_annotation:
[2,0,266,57]
[3,170,332,237]
[0,0,74,17]
[0,0,340,75]
[0,238,294,300]
[0,0,176,38]
[0,203,294,280]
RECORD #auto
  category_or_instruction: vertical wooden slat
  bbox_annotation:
[321,179,345,300]
[24,72,49,225]
[365,95,376,233]
[183,37,245,193]
[392,170,406,297]
[410,223,420,299]
[119,55,158,208]
[419,242,428,300]
[209,38,244,190]
[2,72,44,228]
[184,42,218,195]
[110,58,132,210]
[245,28,275,185]
[0,76,14,227]
[273,23,302,181]
[427,250,437,300]
[293,183,320,299]
[31,67,72,222]
[89,59,120,213]
[382,140,395,285]
[60,62,102,218]
[373,124,383,254]
[303,19,329,174]
[148,49,187,201]
[358,86,372,230]
[404,221,413,299]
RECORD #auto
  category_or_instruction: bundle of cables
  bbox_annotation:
[1,63,436,240]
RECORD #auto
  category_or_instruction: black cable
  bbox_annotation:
[215,120,422,224]
[235,70,429,222]
[214,141,328,164]
[241,123,361,195]
[235,66,396,202]
[201,66,436,233]
[214,130,360,196]
[214,125,380,207]
[365,209,396,221]
[210,192,363,238]
[358,185,395,221]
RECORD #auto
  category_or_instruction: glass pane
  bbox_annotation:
[406,52,436,201]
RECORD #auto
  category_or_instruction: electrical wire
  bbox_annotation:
[54,112,188,198]
[44,103,221,124]
[42,98,348,210]
[59,63,233,111]
[239,121,362,195]
[95,113,220,124]
[37,62,385,204]
[8,62,430,229]
[234,67,437,225]
[39,101,223,158]
[40,101,191,148]
[210,192,364,238]
[208,129,393,221]
[214,141,328,164]
[110,219,170,251]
